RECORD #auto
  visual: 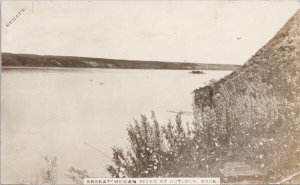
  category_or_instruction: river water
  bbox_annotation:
[1,68,231,184]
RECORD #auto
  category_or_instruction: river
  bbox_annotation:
[1,68,231,184]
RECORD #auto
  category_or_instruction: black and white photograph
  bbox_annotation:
[1,0,300,184]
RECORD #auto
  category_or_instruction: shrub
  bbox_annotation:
[107,112,198,177]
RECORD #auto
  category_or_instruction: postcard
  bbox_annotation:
[1,1,300,184]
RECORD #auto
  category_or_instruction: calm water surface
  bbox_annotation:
[1,68,231,184]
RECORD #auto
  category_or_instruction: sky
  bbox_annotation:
[2,1,300,64]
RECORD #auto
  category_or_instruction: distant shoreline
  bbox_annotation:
[1,66,235,71]
[2,53,241,71]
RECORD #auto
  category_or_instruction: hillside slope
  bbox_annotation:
[1,53,239,70]
[193,9,300,182]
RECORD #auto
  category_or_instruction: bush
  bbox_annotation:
[107,112,198,177]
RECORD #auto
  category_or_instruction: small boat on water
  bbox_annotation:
[190,70,205,74]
